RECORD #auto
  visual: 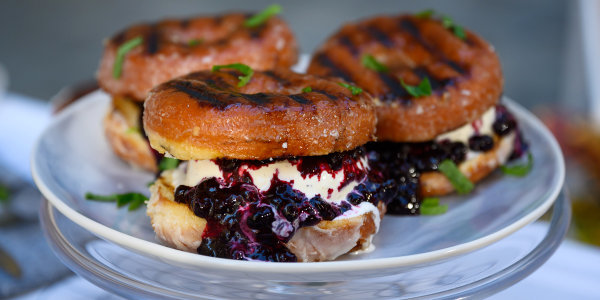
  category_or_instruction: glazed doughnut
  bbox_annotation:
[143,69,377,160]
[307,14,503,142]
[98,13,298,101]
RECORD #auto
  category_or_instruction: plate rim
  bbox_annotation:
[31,90,565,273]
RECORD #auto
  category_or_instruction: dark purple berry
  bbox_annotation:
[247,206,274,230]
[469,135,494,152]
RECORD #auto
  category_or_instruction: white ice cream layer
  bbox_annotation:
[436,106,496,144]
[172,155,370,205]
[171,154,380,233]
[435,106,498,160]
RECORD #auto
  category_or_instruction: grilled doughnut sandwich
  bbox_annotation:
[98,10,298,172]
[144,68,393,262]
[308,13,527,214]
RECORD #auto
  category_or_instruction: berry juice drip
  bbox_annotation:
[174,147,391,262]
[370,104,524,215]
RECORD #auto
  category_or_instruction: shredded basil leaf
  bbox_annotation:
[85,192,148,211]
[112,36,144,79]
[501,153,533,177]
[415,9,435,19]
[159,157,181,171]
[125,127,140,134]
[421,197,448,215]
[441,15,454,28]
[302,86,312,93]
[338,82,363,95]
[422,197,440,206]
[188,38,203,46]
[0,184,9,203]
[85,192,117,202]
[400,77,432,97]
[438,160,474,194]
[441,15,466,40]
[128,197,146,211]
[244,4,282,28]
[452,25,466,40]
[212,63,254,87]
[361,54,388,72]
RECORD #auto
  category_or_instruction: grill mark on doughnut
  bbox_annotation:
[289,94,311,104]
[146,25,160,54]
[249,26,266,39]
[214,15,224,25]
[413,67,455,91]
[338,35,358,56]
[399,18,424,45]
[112,30,127,45]
[203,77,233,90]
[263,70,291,86]
[171,81,226,108]
[180,19,191,28]
[378,73,411,101]
[314,53,352,82]
[314,90,338,100]
[244,13,267,39]
[249,29,261,39]
[445,60,466,75]
[241,93,271,104]
[399,18,467,75]
[364,25,395,48]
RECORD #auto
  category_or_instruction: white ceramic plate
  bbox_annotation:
[31,90,564,281]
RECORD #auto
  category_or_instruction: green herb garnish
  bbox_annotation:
[414,10,466,40]
[188,38,204,46]
[302,86,312,93]
[338,82,363,95]
[113,36,144,79]
[501,153,533,177]
[441,15,466,40]
[158,157,181,171]
[420,197,448,215]
[361,54,388,72]
[438,159,474,194]
[85,192,148,211]
[415,9,435,19]
[125,127,140,134]
[212,63,254,87]
[400,77,432,97]
[0,184,9,204]
[244,4,282,28]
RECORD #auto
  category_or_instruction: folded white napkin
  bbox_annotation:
[0,93,51,181]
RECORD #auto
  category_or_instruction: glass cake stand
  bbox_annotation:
[39,190,570,299]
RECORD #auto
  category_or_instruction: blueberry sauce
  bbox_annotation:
[368,104,525,215]
[174,147,392,262]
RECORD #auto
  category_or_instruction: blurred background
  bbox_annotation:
[0,0,570,108]
[2,0,600,298]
